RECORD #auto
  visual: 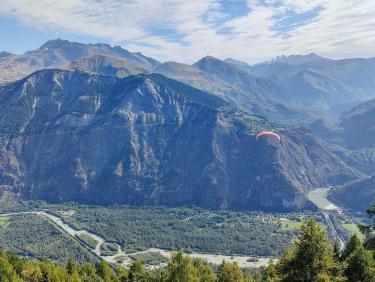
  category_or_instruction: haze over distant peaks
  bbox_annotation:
[268,53,329,65]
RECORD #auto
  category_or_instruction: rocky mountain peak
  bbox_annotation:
[270,53,327,65]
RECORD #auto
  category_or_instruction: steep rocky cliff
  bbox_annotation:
[0,70,358,211]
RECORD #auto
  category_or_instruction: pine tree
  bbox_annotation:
[167,251,199,282]
[79,262,98,281]
[0,256,20,282]
[217,261,251,282]
[21,261,43,282]
[276,219,344,282]
[261,261,280,282]
[128,260,155,282]
[66,258,79,275]
[343,236,375,282]
[97,260,113,282]
[116,266,128,282]
[362,203,375,251]
[192,258,218,282]
[341,234,362,260]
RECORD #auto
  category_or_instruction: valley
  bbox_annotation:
[0,198,362,269]
[0,205,281,268]
[0,39,374,275]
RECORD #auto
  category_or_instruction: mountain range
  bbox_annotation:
[0,38,160,85]
[0,39,374,212]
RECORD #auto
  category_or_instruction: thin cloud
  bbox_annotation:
[0,0,374,63]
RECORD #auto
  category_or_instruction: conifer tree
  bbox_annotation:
[341,234,362,260]
[97,260,114,282]
[361,203,375,251]
[167,251,199,282]
[128,260,155,282]
[217,261,251,282]
[192,258,217,282]
[276,219,344,282]
[343,236,375,282]
[0,256,20,282]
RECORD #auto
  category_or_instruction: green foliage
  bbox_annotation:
[100,243,119,257]
[217,261,251,282]
[0,214,98,265]
[279,219,302,230]
[51,203,299,256]
[341,234,362,260]
[75,233,98,249]
[268,219,345,282]
[341,224,365,241]
[0,255,20,282]
[0,216,9,227]
[128,260,155,282]
[66,258,79,275]
[98,261,113,282]
[192,258,217,282]
[167,251,199,282]
[343,237,375,282]
[361,202,375,251]
[128,252,168,266]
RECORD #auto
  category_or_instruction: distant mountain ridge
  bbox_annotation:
[156,56,311,124]
[2,40,375,122]
[268,53,330,65]
[0,38,160,84]
[246,56,375,118]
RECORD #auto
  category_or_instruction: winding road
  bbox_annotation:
[0,210,272,268]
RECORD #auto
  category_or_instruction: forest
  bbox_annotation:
[1,210,375,281]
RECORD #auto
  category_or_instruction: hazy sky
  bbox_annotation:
[0,0,374,64]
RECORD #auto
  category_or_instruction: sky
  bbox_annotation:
[0,0,374,64]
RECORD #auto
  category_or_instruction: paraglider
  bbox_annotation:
[256,131,281,141]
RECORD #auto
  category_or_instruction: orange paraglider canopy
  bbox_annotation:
[256,131,281,141]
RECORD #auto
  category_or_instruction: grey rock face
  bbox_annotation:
[0,70,357,211]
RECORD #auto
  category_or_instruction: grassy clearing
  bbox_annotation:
[75,233,98,249]
[115,256,129,264]
[342,224,365,241]
[0,216,9,227]
[129,252,168,266]
[100,243,119,256]
[280,219,303,230]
